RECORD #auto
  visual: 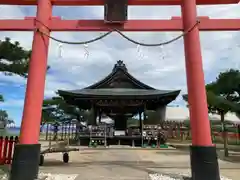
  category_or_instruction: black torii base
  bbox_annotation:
[190,145,220,180]
[10,144,40,180]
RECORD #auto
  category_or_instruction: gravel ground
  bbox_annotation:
[38,147,238,180]
[149,173,232,180]
[0,173,78,180]
[38,173,78,180]
[0,173,233,180]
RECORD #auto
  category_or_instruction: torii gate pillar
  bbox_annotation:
[181,0,220,180]
[10,0,52,180]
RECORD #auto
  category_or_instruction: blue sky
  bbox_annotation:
[0,4,240,126]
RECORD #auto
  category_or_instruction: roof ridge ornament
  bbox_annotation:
[113,60,128,72]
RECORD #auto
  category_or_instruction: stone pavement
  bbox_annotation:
[39,147,240,180]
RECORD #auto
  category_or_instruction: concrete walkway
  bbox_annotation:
[39,148,240,180]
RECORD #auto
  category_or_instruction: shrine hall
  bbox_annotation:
[58,60,180,130]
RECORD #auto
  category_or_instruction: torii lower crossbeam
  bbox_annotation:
[2,0,239,180]
[0,17,240,31]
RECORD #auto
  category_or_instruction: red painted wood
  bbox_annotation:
[0,0,239,6]
[19,0,52,144]
[0,137,3,164]
[0,18,239,31]
[0,136,18,165]
[182,0,212,146]
[6,137,14,164]
[2,137,9,164]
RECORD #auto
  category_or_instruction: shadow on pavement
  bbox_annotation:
[218,150,240,163]
[155,150,190,155]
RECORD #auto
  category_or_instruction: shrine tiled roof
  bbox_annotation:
[58,88,180,99]
[58,60,180,109]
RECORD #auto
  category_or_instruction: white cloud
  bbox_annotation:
[0,99,24,108]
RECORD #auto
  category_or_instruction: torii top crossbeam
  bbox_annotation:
[0,0,239,5]
[0,0,239,31]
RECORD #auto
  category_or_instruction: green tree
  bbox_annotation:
[0,110,14,128]
[213,69,240,103]
[183,90,240,157]
[0,37,31,77]
[0,37,50,123]
[183,70,240,157]
[42,96,90,140]
[42,96,89,123]
[0,37,50,95]
[0,95,3,102]
[0,38,30,105]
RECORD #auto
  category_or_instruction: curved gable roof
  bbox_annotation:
[85,60,154,89]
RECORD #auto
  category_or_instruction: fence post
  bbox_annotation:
[0,136,3,164]
[6,136,14,164]
[3,136,9,164]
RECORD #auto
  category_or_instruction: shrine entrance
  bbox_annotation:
[0,0,239,180]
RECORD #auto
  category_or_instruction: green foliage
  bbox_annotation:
[127,111,162,127]
[183,69,240,116]
[0,110,14,128]
[0,37,31,77]
[0,37,50,102]
[0,38,29,102]
[42,96,89,124]
[0,95,3,102]
[214,69,240,102]
[207,90,240,115]
[42,97,73,124]
[127,118,139,127]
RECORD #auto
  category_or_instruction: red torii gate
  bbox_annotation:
[1,0,239,180]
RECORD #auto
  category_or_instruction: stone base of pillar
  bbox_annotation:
[190,145,220,180]
[10,144,41,180]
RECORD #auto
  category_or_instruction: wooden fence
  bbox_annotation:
[0,136,18,165]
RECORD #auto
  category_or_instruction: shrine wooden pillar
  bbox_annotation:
[98,109,102,124]
[89,104,97,125]
[139,110,143,134]
[139,107,144,147]
[93,106,97,125]
[10,1,52,180]
[143,104,147,147]
[181,0,220,180]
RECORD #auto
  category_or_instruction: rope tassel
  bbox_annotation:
[83,44,89,60]
[57,43,63,58]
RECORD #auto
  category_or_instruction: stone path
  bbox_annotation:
[39,148,240,180]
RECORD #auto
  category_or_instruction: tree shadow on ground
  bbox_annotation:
[168,144,190,151]
[41,160,192,179]
[218,150,240,163]
[155,150,190,155]
[42,160,191,169]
